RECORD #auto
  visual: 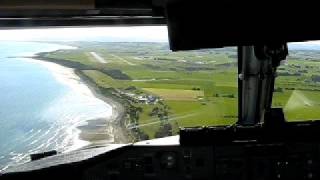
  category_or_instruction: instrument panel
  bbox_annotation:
[83,146,214,180]
[82,143,320,180]
[2,136,320,180]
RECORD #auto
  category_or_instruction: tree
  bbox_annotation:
[149,107,159,116]
[155,123,173,138]
[163,110,168,117]
[311,75,320,82]
[158,113,164,120]
[136,107,143,113]
[274,87,284,93]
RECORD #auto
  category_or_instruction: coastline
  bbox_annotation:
[74,69,129,144]
[24,53,130,147]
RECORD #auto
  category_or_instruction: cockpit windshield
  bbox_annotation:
[273,42,320,121]
[0,26,238,171]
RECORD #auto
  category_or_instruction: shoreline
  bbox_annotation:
[74,70,129,144]
[23,52,130,147]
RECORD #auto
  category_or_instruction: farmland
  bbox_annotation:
[36,42,320,140]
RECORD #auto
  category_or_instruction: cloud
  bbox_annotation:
[0,26,168,42]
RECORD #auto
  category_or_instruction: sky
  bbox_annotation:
[289,41,320,50]
[1,26,320,49]
[0,26,169,42]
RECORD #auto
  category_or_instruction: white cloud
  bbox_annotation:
[289,41,320,45]
[0,26,168,42]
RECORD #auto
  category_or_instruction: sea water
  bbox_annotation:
[0,42,112,171]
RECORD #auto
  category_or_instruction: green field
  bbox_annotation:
[143,88,204,101]
[39,42,320,140]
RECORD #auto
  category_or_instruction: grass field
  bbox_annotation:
[40,42,320,139]
[143,88,204,101]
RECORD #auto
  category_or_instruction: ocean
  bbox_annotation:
[0,42,113,171]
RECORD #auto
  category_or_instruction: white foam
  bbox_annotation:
[63,127,90,153]
[4,45,116,170]
[0,44,82,172]
[30,139,39,145]
[27,59,113,118]
[1,165,10,172]
[22,129,43,143]
[19,56,115,153]
[43,129,50,136]
[38,61,95,96]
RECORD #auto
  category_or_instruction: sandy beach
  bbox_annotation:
[25,56,129,150]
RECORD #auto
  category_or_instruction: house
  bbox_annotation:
[137,96,148,104]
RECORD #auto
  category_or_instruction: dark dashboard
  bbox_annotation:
[2,130,320,180]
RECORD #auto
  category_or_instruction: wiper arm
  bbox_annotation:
[238,44,288,125]
[30,150,58,161]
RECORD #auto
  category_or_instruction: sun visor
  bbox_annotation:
[166,0,320,51]
[0,0,166,28]
[0,0,94,9]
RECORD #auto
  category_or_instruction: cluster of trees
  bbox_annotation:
[128,106,143,124]
[290,65,301,69]
[223,115,238,118]
[153,57,173,61]
[277,72,302,76]
[155,123,173,138]
[298,69,308,73]
[149,105,169,120]
[273,102,283,107]
[280,87,320,92]
[228,54,237,59]
[132,128,149,141]
[185,67,215,71]
[192,87,201,91]
[215,62,237,68]
[126,99,174,141]
[214,93,235,98]
[127,105,151,141]
[100,69,131,80]
[274,87,284,93]
[311,75,320,82]
[149,104,173,138]
[125,86,137,91]
[285,87,295,90]
[143,64,161,70]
